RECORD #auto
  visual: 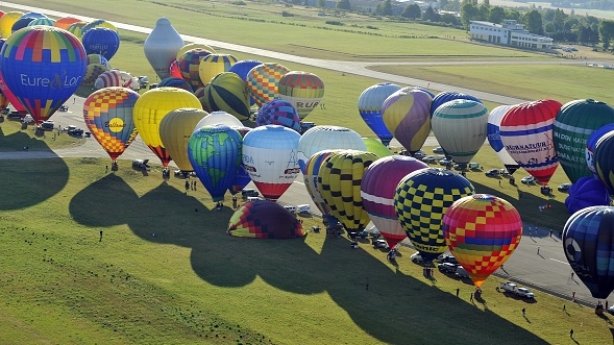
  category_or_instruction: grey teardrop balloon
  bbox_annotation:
[144,18,184,80]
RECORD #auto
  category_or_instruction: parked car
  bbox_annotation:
[373,239,389,250]
[439,158,453,166]
[500,281,517,293]
[485,169,500,177]
[410,252,424,264]
[454,266,470,279]
[413,150,426,159]
[241,189,260,200]
[558,183,572,193]
[439,253,458,265]
[437,262,458,274]
[421,155,438,164]
[40,121,55,131]
[521,176,536,185]
[515,287,535,299]
[433,146,445,154]
[500,281,535,299]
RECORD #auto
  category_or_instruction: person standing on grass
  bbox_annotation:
[99,230,103,242]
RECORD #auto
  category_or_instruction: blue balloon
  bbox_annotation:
[358,83,401,147]
[595,130,614,195]
[563,206,614,299]
[431,91,481,116]
[158,77,193,93]
[565,176,611,214]
[11,17,35,33]
[82,27,120,60]
[229,60,262,106]
[586,124,614,175]
[188,125,243,202]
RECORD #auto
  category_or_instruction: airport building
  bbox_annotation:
[469,20,553,50]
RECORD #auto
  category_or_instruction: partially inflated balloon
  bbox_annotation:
[133,87,202,167]
[382,87,432,154]
[431,91,481,116]
[28,18,55,27]
[81,19,118,35]
[144,18,184,79]
[202,72,250,121]
[256,99,301,132]
[0,26,87,123]
[0,11,23,38]
[362,137,392,158]
[188,125,242,202]
[81,27,120,60]
[565,176,611,214]
[395,168,475,263]
[83,54,110,85]
[587,124,614,175]
[55,17,81,30]
[176,43,216,61]
[361,156,428,249]
[198,53,237,86]
[159,108,208,172]
[432,99,488,168]
[297,125,366,174]
[94,70,138,90]
[11,17,35,34]
[443,194,522,288]
[169,59,182,79]
[158,77,193,93]
[318,150,378,232]
[487,105,519,174]
[195,110,243,130]
[228,200,304,239]
[563,206,614,299]
[554,99,614,183]
[595,131,614,195]
[83,87,139,163]
[242,125,301,200]
[66,21,86,39]
[500,99,562,186]
[178,48,212,89]
[246,63,290,107]
[358,82,401,146]
[277,71,324,119]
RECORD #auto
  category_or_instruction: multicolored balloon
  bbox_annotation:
[256,99,301,132]
[178,48,213,89]
[361,156,428,249]
[0,11,23,38]
[297,125,366,174]
[54,17,81,30]
[66,21,87,39]
[303,149,339,221]
[81,19,118,35]
[277,71,325,119]
[431,91,481,116]
[176,43,216,61]
[487,105,519,174]
[27,18,56,27]
[432,99,488,168]
[159,108,208,172]
[83,54,110,85]
[563,206,614,299]
[595,131,614,195]
[395,168,475,263]
[358,82,401,146]
[586,124,614,175]
[499,99,562,186]
[133,87,202,167]
[188,125,242,202]
[565,176,611,214]
[554,99,614,183]
[201,72,250,121]
[83,87,139,164]
[0,26,87,123]
[228,199,304,239]
[246,63,290,107]
[198,53,237,86]
[318,150,378,232]
[0,71,26,112]
[81,27,120,60]
[94,70,138,90]
[144,18,184,79]
[382,87,432,155]
[443,194,522,288]
[242,125,301,200]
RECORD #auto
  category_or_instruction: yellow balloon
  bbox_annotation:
[176,43,216,61]
[159,107,208,172]
[198,53,237,86]
[0,11,23,39]
[133,87,202,167]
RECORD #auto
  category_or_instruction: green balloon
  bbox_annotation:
[362,137,392,158]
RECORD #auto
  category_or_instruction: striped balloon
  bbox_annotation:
[177,48,212,89]
[202,72,250,122]
[246,63,290,107]
[176,43,216,61]
[487,105,519,174]
[358,82,401,147]
[198,53,237,86]
[297,125,366,174]
[83,87,140,162]
[83,54,110,85]
[81,19,118,35]
[443,194,522,288]
[256,99,301,132]
[66,21,86,39]
[361,155,428,249]
[94,70,136,90]
[303,149,340,219]
[28,18,56,27]
[431,91,481,116]
[432,99,488,167]
[500,99,562,185]
[382,87,432,154]
[277,71,325,119]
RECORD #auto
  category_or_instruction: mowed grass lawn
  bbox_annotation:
[0,157,612,345]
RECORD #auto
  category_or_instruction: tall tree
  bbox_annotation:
[599,20,614,49]
[402,4,421,20]
[524,10,544,35]
[461,3,479,29]
[488,6,505,24]
[377,0,393,16]
[422,6,440,22]
[337,0,351,10]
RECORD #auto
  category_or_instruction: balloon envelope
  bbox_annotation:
[246,63,289,107]
[358,82,400,146]
[487,105,519,174]
[297,125,366,174]
[229,59,262,81]
[256,99,301,132]
[202,72,250,121]
[563,206,614,299]
[94,70,138,90]
[443,194,522,288]
[382,87,432,154]
[362,137,392,158]
[81,27,120,60]
[431,91,481,116]
[228,200,304,239]
[303,149,339,219]
[195,110,243,130]
[0,11,23,38]
[198,53,237,86]
[158,77,193,93]
[178,48,212,89]
[595,131,614,195]
[277,71,325,119]
[565,176,611,214]
[586,125,614,175]
[55,17,81,30]
[159,108,208,172]
[144,18,184,79]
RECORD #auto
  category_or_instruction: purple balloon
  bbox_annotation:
[256,99,301,132]
[565,176,611,214]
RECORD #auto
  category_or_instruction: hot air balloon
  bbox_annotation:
[563,206,614,299]
[144,18,184,79]
[198,53,237,86]
[27,18,55,27]
[443,194,522,288]
[229,126,252,195]
[395,168,475,263]
[66,21,86,39]
[0,11,23,38]
[430,91,481,116]
[297,125,366,174]
[201,72,250,121]
[228,199,304,239]
[362,137,393,158]
[133,87,202,168]
[159,108,208,173]
[194,110,243,130]
[358,82,401,147]
[11,16,36,34]
[0,26,87,123]
[188,124,242,204]
[83,54,111,85]
[256,99,301,132]
[169,59,183,79]
[246,63,290,107]
[553,99,614,183]
[499,99,562,186]
[277,71,325,120]
[318,150,378,233]
[595,131,614,195]
[586,124,614,175]
[229,59,262,81]
[432,99,488,169]
[487,105,519,175]
[81,19,118,35]
[94,70,138,90]
[158,77,193,93]
[242,125,301,200]
[565,176,611,214]
[382,87,432,155]
[176,43,216,60]
[81,27,120,61]
[361,156,428,250]
[0,89,9,110]
[0,72,26,113]
[177,48,213,89]
[303,149,340,223]
[55,17,81,30]
[83,87,139,169]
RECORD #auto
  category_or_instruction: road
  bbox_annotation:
[1,1,610,307]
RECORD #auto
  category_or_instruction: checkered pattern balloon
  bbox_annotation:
[246,63,290,107]
[178,48,212,89]
[228,199,304,239]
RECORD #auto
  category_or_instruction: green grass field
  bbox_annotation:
[0,119,83,151]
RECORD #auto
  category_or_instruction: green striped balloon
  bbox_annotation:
[203,72,250,122]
